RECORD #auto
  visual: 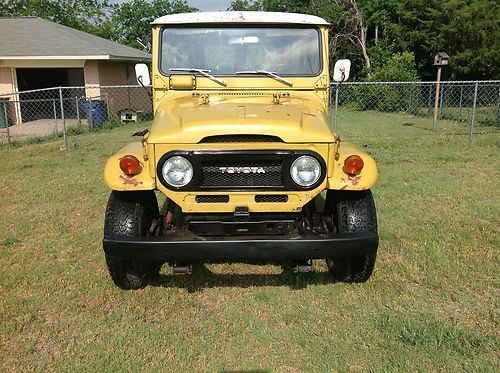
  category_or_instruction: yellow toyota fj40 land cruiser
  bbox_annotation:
[103,12,378,289]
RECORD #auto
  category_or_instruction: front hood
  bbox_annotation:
[147,93,334,144]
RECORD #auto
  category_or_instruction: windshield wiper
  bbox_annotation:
[235,70,292,86]
[169,68,227,86]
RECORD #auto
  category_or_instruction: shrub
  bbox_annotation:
[368,52,420,82]
[353,52,421,113]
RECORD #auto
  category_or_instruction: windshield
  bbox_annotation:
[160,26,321,76]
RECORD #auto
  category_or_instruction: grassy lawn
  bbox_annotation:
[1,111,498,371]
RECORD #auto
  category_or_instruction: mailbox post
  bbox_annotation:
[433,52,449,129]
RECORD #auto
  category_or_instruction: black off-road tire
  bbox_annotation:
[104,190,159,290]
[325,189,378,283]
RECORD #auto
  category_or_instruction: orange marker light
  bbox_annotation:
[119,155,141,175]
[344,155,364,175]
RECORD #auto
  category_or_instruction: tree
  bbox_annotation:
[229,0,310,12]
[111,0,196,50]
[355,0,398,77]
[329,0,371,71]
[0,0,113,37]
[357,0,398,45]
[394,0,500,80]
[228,0,261,11]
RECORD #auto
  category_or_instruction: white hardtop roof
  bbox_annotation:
[152,11,329,26]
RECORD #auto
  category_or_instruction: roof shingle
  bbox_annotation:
[0,17,151,61]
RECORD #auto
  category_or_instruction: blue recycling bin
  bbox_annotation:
[83,99,108,127]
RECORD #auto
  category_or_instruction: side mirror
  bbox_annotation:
[135,63,151,86]
[333,59,351,82]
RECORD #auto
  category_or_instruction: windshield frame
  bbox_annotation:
[158,23,324,78]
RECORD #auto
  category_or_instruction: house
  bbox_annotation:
[0,17,151,125]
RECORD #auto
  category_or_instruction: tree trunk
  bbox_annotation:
[359,25,371,70]
[349,0,371,70]
[329,0,372,72]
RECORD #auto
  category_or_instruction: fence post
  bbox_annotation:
[333,83,340,131]
[427,84,432,116]
[105,93,110,116]
[468,81,479,145]
[76,97,81,128]
[439,83,444,117]
[458,85,463,121]
[53,99,58,134]
[407,84,412,113]
[88,99,94,130]
[496,86,500,125]
[58,87,67,148]
[4,100,11,144]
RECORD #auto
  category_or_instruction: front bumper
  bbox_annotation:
[103,231,378,262]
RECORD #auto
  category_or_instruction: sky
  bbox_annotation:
[109,0,234,12]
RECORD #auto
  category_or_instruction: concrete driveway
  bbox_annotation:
[0,119,85,144]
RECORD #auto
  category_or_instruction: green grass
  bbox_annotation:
[1,112,499,371]
[439,106,499,127]
[400,105,498,127]
[334,108,497,139]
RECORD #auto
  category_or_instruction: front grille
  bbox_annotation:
[199,135,283,143]
[255,195,289,203]
[201,161,283,188]
[157,150,325,191]
[196,195,230,203]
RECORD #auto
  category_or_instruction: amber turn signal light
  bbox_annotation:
[119,155,141,175]
[344,155,364,175]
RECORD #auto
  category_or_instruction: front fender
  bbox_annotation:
[103,142,156,191]
[327,141,378,190]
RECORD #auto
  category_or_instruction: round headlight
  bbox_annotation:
[290,156,321,187]
[161,156,193,187]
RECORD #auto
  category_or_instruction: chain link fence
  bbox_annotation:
[0,81,498,146]
[0,85,152,146]
[330,80,499,143]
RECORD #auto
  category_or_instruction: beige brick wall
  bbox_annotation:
[98,61,134,85]
[83,60,150,118]
[98,61,150,116]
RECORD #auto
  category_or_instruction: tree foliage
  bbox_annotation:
[0,0,112,37]
[110,0,196,50]
[394,0,500,80]
[368,52,419,82]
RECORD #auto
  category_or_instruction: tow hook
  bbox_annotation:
[293,260,312,273]
[172,263,193,275]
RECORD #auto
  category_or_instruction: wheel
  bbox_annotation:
[325,189,378,283]
[104,190,159,289]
